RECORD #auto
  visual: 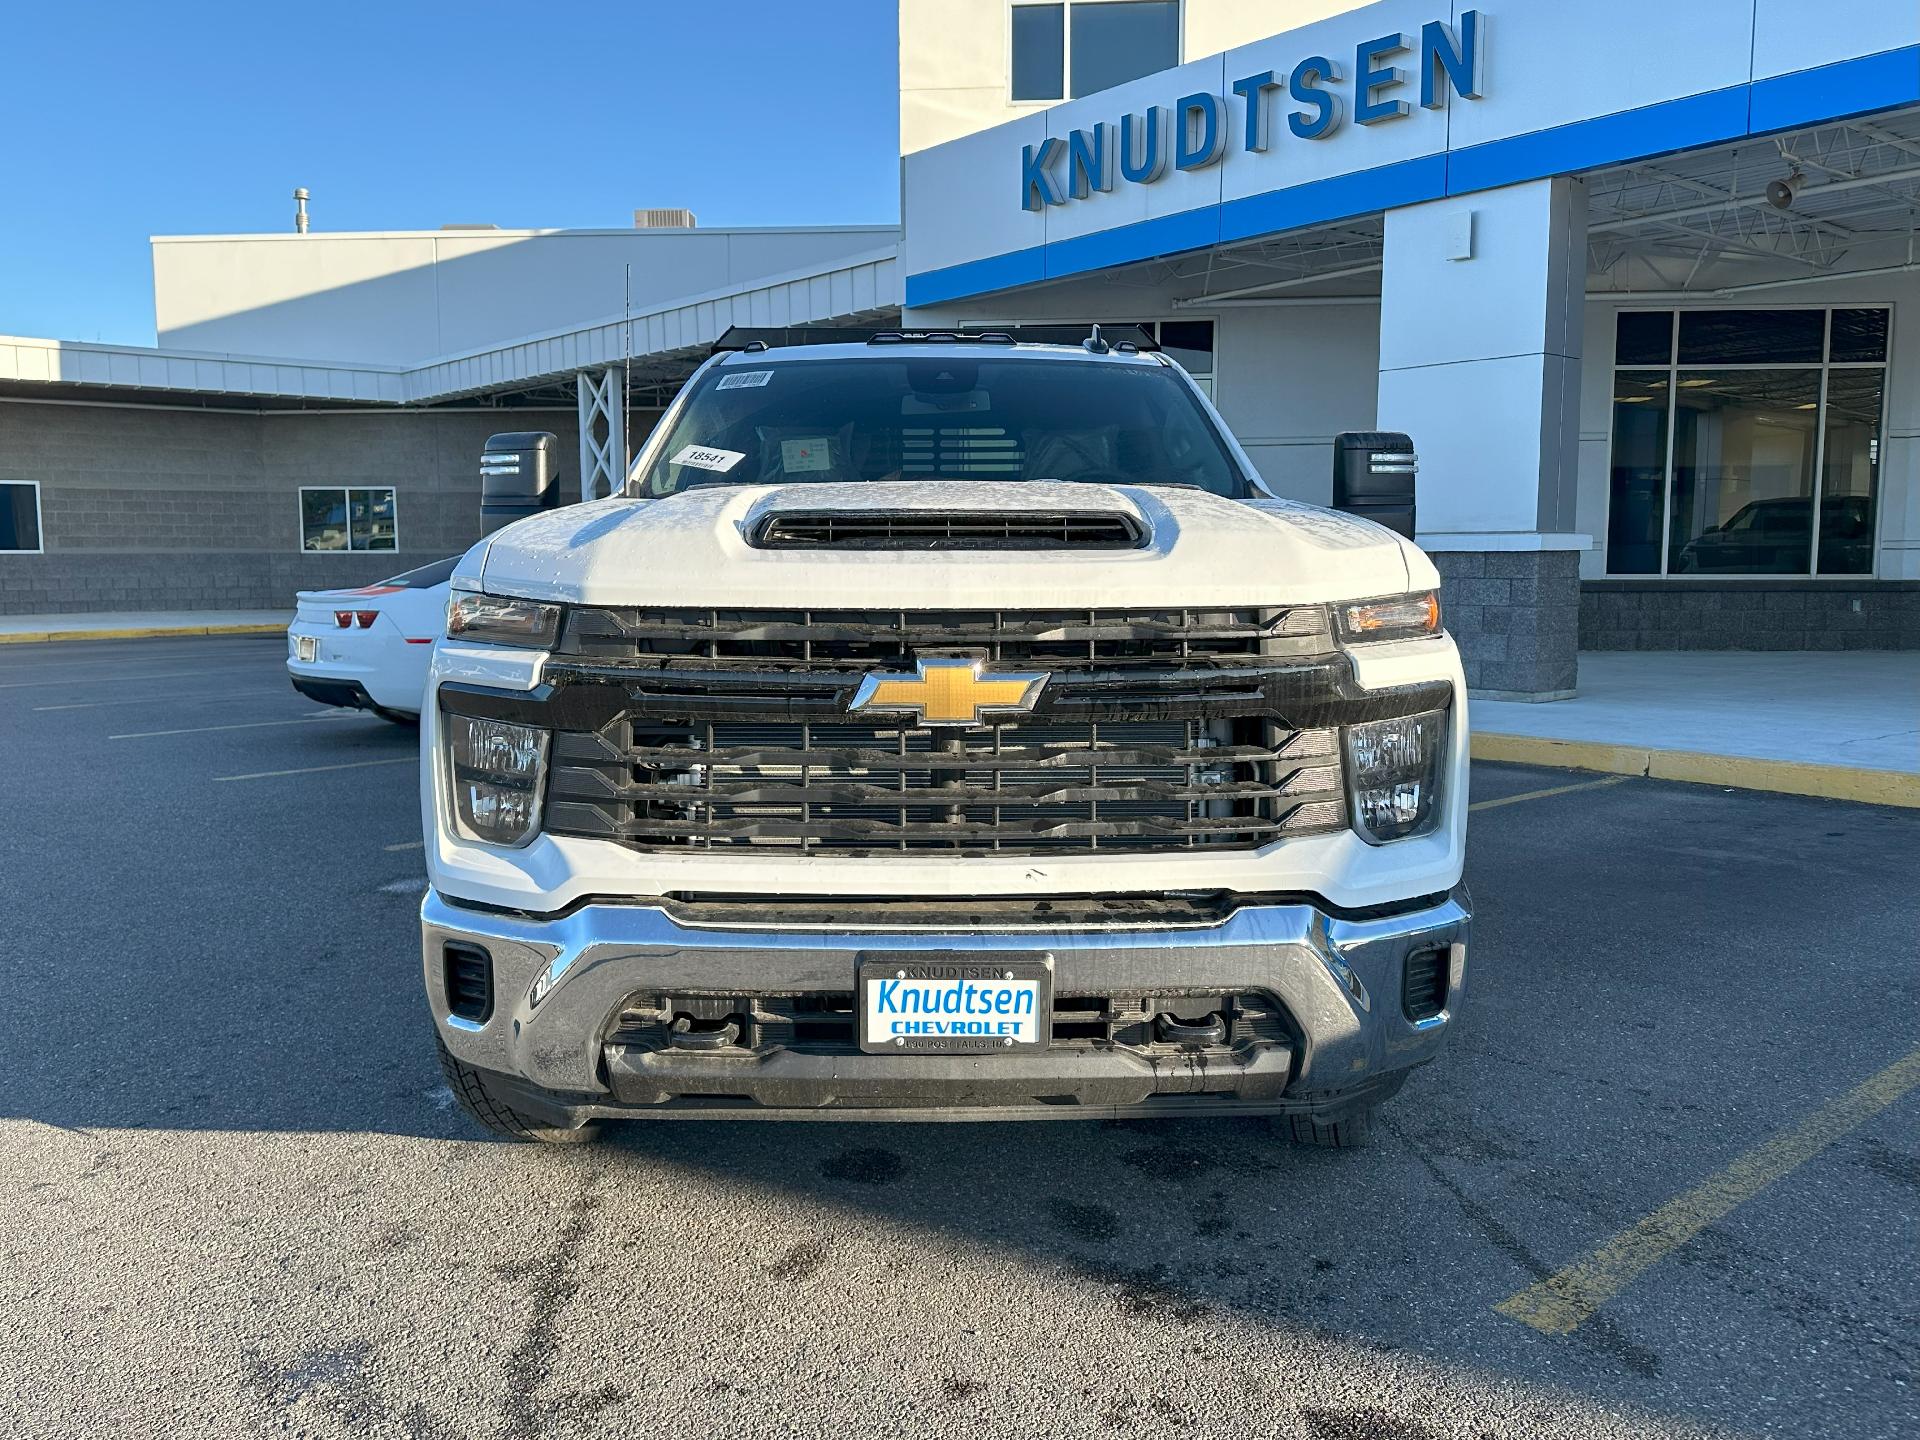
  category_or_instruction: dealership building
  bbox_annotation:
[3,0,1918,698]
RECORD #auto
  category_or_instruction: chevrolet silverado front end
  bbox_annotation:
[421,332,1469,1145]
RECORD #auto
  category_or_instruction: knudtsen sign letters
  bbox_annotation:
[1021,10,1485,211]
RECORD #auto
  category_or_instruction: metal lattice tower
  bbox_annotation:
[576,367,627,502]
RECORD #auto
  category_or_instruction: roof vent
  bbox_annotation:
[635,208,697,229]
[750,511,1148,551]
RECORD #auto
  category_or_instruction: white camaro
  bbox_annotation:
[286,556,457,720]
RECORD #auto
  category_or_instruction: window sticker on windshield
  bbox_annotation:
[781,438,834,473]
[670,444,746,473]
[715,370,774,390]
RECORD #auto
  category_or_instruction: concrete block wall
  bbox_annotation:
[1434,550,1581,699]
[1581,581,1920,651]
[0,402,595,614]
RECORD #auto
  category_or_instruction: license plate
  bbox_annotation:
[295,635,318,663]
[856,952,1052,1055]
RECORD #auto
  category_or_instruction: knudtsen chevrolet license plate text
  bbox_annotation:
[856,953,1053,1055]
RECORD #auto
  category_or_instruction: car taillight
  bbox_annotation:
[356,610,378,628]
[334,611,352,628]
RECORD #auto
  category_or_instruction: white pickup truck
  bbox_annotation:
[421,329,1469,1146]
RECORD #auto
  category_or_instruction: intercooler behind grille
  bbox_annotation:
[750,510,1146,550]
[546,717,1345,854]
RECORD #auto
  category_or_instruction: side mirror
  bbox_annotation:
[1331,431,1417,540]
[480,432,561,534]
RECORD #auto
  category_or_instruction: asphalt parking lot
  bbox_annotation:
[1,633,1914,1440]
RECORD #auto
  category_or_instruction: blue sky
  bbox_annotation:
[0,1,900,345]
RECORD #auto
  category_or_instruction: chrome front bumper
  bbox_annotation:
[421,887,1469,1121]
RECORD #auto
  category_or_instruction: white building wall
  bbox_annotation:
[898,0,1371,154]
[152,227,900,368]
[1212,303,1380,503]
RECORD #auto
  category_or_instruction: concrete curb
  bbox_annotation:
[0,623,286,645]
[1472,732,1919,809]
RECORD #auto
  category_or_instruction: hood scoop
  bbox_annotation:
[749,508,1147,551]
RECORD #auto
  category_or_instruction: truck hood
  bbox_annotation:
[476,482,1421,608]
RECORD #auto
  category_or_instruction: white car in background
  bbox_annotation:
[286,557,456,720]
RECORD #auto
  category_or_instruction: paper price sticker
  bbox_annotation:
[670,444,746,473]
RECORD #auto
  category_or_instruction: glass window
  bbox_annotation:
[1829,308,1889,364]
[1157,320,1215,378]
[1818,369,1885,575]
[350,487,397,551]
[1070,0,1178,98]
[0,481,42,552]
[1605,374,1670,575]
[301,489,348,552]
[1669,371,1820,574]
[302,486,397,553]
[1677,309,1824,365]
[1010,3,1064,102]
[1605,307,1886,577]
[637,354,1251,499]
[1614,312,1673,366]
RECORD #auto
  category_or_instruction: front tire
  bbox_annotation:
[1280,1107,1376,1148]
[436,1039,601,1144]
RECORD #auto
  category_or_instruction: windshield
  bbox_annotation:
[633,354,1251,498]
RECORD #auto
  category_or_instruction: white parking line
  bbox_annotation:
[215,756,416,782]
[0,667,262,690]
[109,714,353,740]
[384,840,425,852]
[33,690,296,712]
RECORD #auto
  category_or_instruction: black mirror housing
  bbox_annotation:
[1331,431,1417,540]
[480,432,561,534]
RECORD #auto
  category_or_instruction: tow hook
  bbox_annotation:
[668,1015,742,1051]
[1155,1013,1227,1046]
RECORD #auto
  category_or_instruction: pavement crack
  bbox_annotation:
[497,1159,609,1439]
[1385,1115,1664,1378]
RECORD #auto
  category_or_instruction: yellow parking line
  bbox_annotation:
[1473,733,1919,809]
[1495,1046,1920,1335]
[215,756,416,782]
[0,623,285,645]
[1470,776,1628,812]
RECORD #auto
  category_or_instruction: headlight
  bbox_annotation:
[446,587,562,648]
[1345,709,1447,843]
[445,713,550,847]
[1336,591,1441,643]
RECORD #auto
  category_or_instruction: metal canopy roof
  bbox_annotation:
[1,248,903,411]
[1050,104,1920,307]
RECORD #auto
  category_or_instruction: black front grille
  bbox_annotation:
[547,717,1344,854]
[1402,947,1449,1022]
[750,510,1146,551]
[558,605,1332,671]
[443,943,493,1023]
[431,604,1453,860]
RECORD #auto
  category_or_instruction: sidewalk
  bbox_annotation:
[1473,652,1920,807]
[0,610,290,644]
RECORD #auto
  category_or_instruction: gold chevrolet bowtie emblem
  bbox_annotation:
[848,658,1048,727]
